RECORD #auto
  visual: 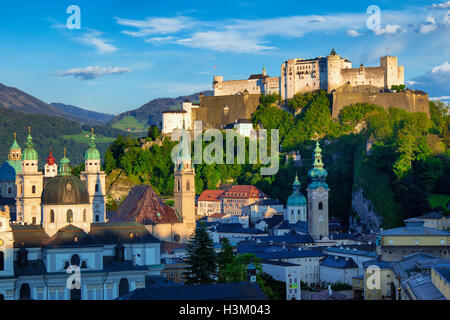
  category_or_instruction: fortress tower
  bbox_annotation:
[16,127,43,225]
[380,56,405,89]
[307,141,329,240]
[80,129,106,223]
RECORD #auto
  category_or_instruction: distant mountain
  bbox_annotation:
[0,82,111,125]
[109,90,214,128]
[51,102,114,124]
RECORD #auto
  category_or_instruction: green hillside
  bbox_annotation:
[111,116,147,132]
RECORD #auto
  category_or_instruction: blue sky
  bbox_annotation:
[0,0,449,114]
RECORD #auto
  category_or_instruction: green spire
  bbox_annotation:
[84,128,101,161]
[10,132,21,150]
[287,173,306,206]
[175,126,191,171]
[22,126,39,161]
[59,147,71,176]
[308,140,328,189]
[262,64,266,76]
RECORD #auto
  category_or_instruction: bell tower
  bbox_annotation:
[307,141,329,240]
[80,129,106,223]
[16,127,43,225]
[174,128,196,226]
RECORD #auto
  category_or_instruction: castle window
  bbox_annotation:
[71,254,81,267]
[19,283,31,300]
[32,217,36,225]
[95,184,99,193]
[0,251,4,271]
[50,210,55,223]
[95,215,99,222]
[67,210,73,223]
[177,179,181,192]
[119,278,129,297]
[32,186,36,194]
[186,181,190,191]
[7,187,11,194]
[83,209,87,222]
[318,202,323,210]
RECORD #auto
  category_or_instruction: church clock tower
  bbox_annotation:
[16,127,43,225]
[307,141,329,240]
[80,129,106,223]
[174,128,196,226]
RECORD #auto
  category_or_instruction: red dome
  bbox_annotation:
[46,150,56,165]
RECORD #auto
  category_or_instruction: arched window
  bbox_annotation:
[70,254,81,267]
[95,184,99,193]
[83,209,87,222]
[19,283,31,300]
[7,187,12,194]
[31,185,36,194]
[0,251,4,271]
[70,287,81,300]
[50,210,55,223]
[318,202,323,210]
[119,278,129,297]
[177,179,181,192]
[186,180,190,191]
[67,210,73,223]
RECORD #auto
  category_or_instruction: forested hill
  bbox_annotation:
[51,103,114,124]
[0,107,128,166]
[109,90,213,128]
[103,91,450,231]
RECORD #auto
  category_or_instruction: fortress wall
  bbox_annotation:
[331,89,430,118]
[340,67,385,87]
[214,79,260,96]
[194,94,261,129]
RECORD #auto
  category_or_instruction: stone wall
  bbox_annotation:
[331,85,430,118]
[351,189,382,233]
[194,94,261,129]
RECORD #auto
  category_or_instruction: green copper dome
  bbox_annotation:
[59,148,72,176]
[22,129,38,161]
[10,133,21,150]
[308,141,329,190]
[287,175,307,206]
[84,129,101,160]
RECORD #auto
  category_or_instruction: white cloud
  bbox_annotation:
[177,31,275,53]
[430,96,450,100]
[431,61,450,73]
[115,16,196,37]
[419,16,438,34]
[374,24,404,35]
[145,36,175,43]
[406,80,419,85]
[309,16,326,23]
[429,1,450,9]
[55,66,131,80]
[76,30,117,54]
[347,29,362,37]
[444,12,450,25]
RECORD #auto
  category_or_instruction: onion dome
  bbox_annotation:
[59,148,71,176]
[22,127,38,161]
[1,133,23,179]
[287,174,307,206]
[84,128,101,161]
[10,132,21,151]
[46,147,56,166]
[42,175,89,205]
[308,141,329,189]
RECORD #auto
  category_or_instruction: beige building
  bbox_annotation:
[377,218,450,262]
[417,212,449,231]
[197,190,224,216]
[213,49,404,101]
[220,185,267,216]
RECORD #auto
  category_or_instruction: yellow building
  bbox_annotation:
[378,218,450,261]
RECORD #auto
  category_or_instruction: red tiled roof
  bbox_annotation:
[209,213,226,218]
[198,190,225,202]
[110,185,181,225]
[220,185,267,199]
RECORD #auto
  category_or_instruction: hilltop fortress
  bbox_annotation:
[162,49,429,134]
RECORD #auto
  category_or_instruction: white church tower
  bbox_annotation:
[80,129,106,223]
[16,127,43,225]
[44,148,58,178]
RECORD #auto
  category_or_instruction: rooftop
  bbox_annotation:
[198,190,225,202]
[320,255,358,269]
[220,185,267,199]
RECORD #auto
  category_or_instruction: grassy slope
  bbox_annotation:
[428,194,450,209]
[62,130,116,144]
[111,116,147,132]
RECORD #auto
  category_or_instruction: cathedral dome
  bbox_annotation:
[46,149,55,165]
[287,192,307,206]
[23,130,38,161]
[42,175,90,205]
[84,129,101,161]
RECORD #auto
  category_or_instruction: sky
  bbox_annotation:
[0,0,449,115]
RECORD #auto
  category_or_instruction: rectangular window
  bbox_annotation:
[414,240,419,245]
[441,240,445,245]
[389,239,394,245]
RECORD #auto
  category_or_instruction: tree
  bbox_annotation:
[401,184,431,219]
[184,221,217,285]
[148,125,160,140]
[217,238,234,282]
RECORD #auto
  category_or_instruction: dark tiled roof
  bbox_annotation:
[14,260,46,277]
[119,282,267,300]
[320,255,358,269]
[215,224,267,235]
[261,260,298,267]
[259,215,284,229]
[110,185,181,225]
[249,199,283,206]
[90,222,160,244]
[258,234,314,245]
[11,224,50,248]
[103,256,149,272]
[418,212,445,220]
[275,220,309,233]
[363,259,392,269]
[161,241,188,254]
[245,249,325,260]
[45,225,100,248]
